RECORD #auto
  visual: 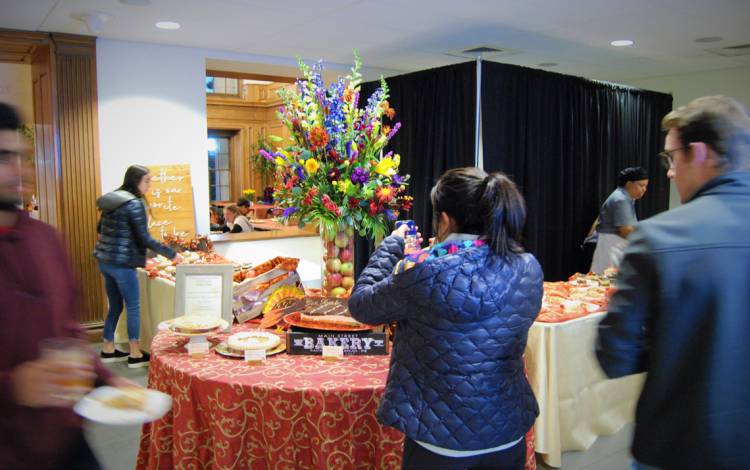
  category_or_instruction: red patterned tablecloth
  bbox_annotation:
[137,323,536,469]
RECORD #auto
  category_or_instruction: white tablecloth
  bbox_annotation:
[114,270,175,352]
[525,312,645,467]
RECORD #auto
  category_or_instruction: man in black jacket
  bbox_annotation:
[597,96,750,469]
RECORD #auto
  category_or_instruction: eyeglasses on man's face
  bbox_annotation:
[657,146,690,170]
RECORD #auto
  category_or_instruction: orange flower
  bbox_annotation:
[309,126,329,150]
[344,88,354,102]
[375,186,395,204]
[382,125,391,136]
[386,107,396,120]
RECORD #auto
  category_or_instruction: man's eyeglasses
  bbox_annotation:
[657,146,690,169]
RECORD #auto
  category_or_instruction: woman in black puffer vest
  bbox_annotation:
[94,165,182,368]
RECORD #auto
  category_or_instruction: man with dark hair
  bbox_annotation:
[597,96,750,469]
[0,102,133,468]
[590,166,649,273]
[236,197,252,216]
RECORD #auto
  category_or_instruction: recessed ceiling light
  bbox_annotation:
[695,36,723,43]
[538,62,558,67]
[611,40,634,47]
[156,21,180,30]
[119,0,150,5]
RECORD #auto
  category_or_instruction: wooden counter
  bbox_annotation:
[209,222,318,243]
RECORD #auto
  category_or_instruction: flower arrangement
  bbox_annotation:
[242,188,256,200]
[260,54,412,241]
[250,135,276,186]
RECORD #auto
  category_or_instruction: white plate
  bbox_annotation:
[158,318,229,336]
[74,386,172,426]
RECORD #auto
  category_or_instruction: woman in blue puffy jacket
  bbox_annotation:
[94,165,182,368]
[349,167,543,469]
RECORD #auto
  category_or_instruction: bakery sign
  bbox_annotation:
[286,331,388,356]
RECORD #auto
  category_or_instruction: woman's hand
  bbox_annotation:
[391,224,409,239]
[390,225,424,246]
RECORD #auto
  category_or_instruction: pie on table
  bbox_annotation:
[227,332,281,352]
[172,315,222,333]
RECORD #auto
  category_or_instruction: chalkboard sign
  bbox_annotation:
[146,164,196,239]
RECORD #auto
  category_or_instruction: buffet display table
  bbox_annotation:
[136,323,403,469]
[137,323,538,469]
[525,312,645,467]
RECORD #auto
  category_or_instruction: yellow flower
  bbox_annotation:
[305,158,320,175]
[374,157,397,176]
[275,157,287,167]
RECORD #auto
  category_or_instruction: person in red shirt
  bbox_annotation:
[0,102,135,468]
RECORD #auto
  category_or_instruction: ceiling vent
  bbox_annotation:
[444,45,520,60]
[705,43,750,57]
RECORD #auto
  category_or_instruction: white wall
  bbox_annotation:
[624,66,750,109]
[0,63,33,123]
[623,65,750,208]
[97,39,210,233]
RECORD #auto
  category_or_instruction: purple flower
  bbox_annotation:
[392,174,405,185]
[282,207,299,217]
[259,149,275,162]
[385,209,397,221]
[295,166,306,181]
[350,167,369,185]
[387,122,402,140]
[346,141,359,162]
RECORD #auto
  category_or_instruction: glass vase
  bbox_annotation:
[320,222,356,298]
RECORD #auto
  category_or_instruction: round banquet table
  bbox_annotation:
[136,323,537,470]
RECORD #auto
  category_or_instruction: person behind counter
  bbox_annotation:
[237,198,252,216]
[95,165,183,368]
[349,167,543,469]
[209,206,224,232]
[223,204,253,233]
[590,166,649,274]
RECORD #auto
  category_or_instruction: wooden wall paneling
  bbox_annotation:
[31,43,60,228]
[52,34,103,326]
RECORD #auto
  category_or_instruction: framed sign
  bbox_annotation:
[147,164,196,239]
[175,264,234,331]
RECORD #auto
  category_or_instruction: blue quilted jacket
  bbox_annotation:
[348,236,543,450]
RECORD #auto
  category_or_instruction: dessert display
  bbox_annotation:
[162,234,214,253]
[145,251,233,283]
[536,272,617,323]
[283,297,371,331]
[226,331,281,352]
[171,315,223,334]
[232,258,302,323]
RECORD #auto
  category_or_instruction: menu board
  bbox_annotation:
[146,164,196,239]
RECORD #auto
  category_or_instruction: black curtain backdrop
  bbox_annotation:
[355,62,477,277]
[481,61,673,280]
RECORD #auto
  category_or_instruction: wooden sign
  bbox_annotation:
[286,331,388,356]
[146,164,196,239]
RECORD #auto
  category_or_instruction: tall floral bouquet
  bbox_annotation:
[261,54,412,242]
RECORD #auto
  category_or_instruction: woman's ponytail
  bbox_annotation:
[479,173,526,257]
[431,167,527,257]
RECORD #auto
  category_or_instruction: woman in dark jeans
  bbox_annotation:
[94,165,182,368]
[349,168,543,470]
